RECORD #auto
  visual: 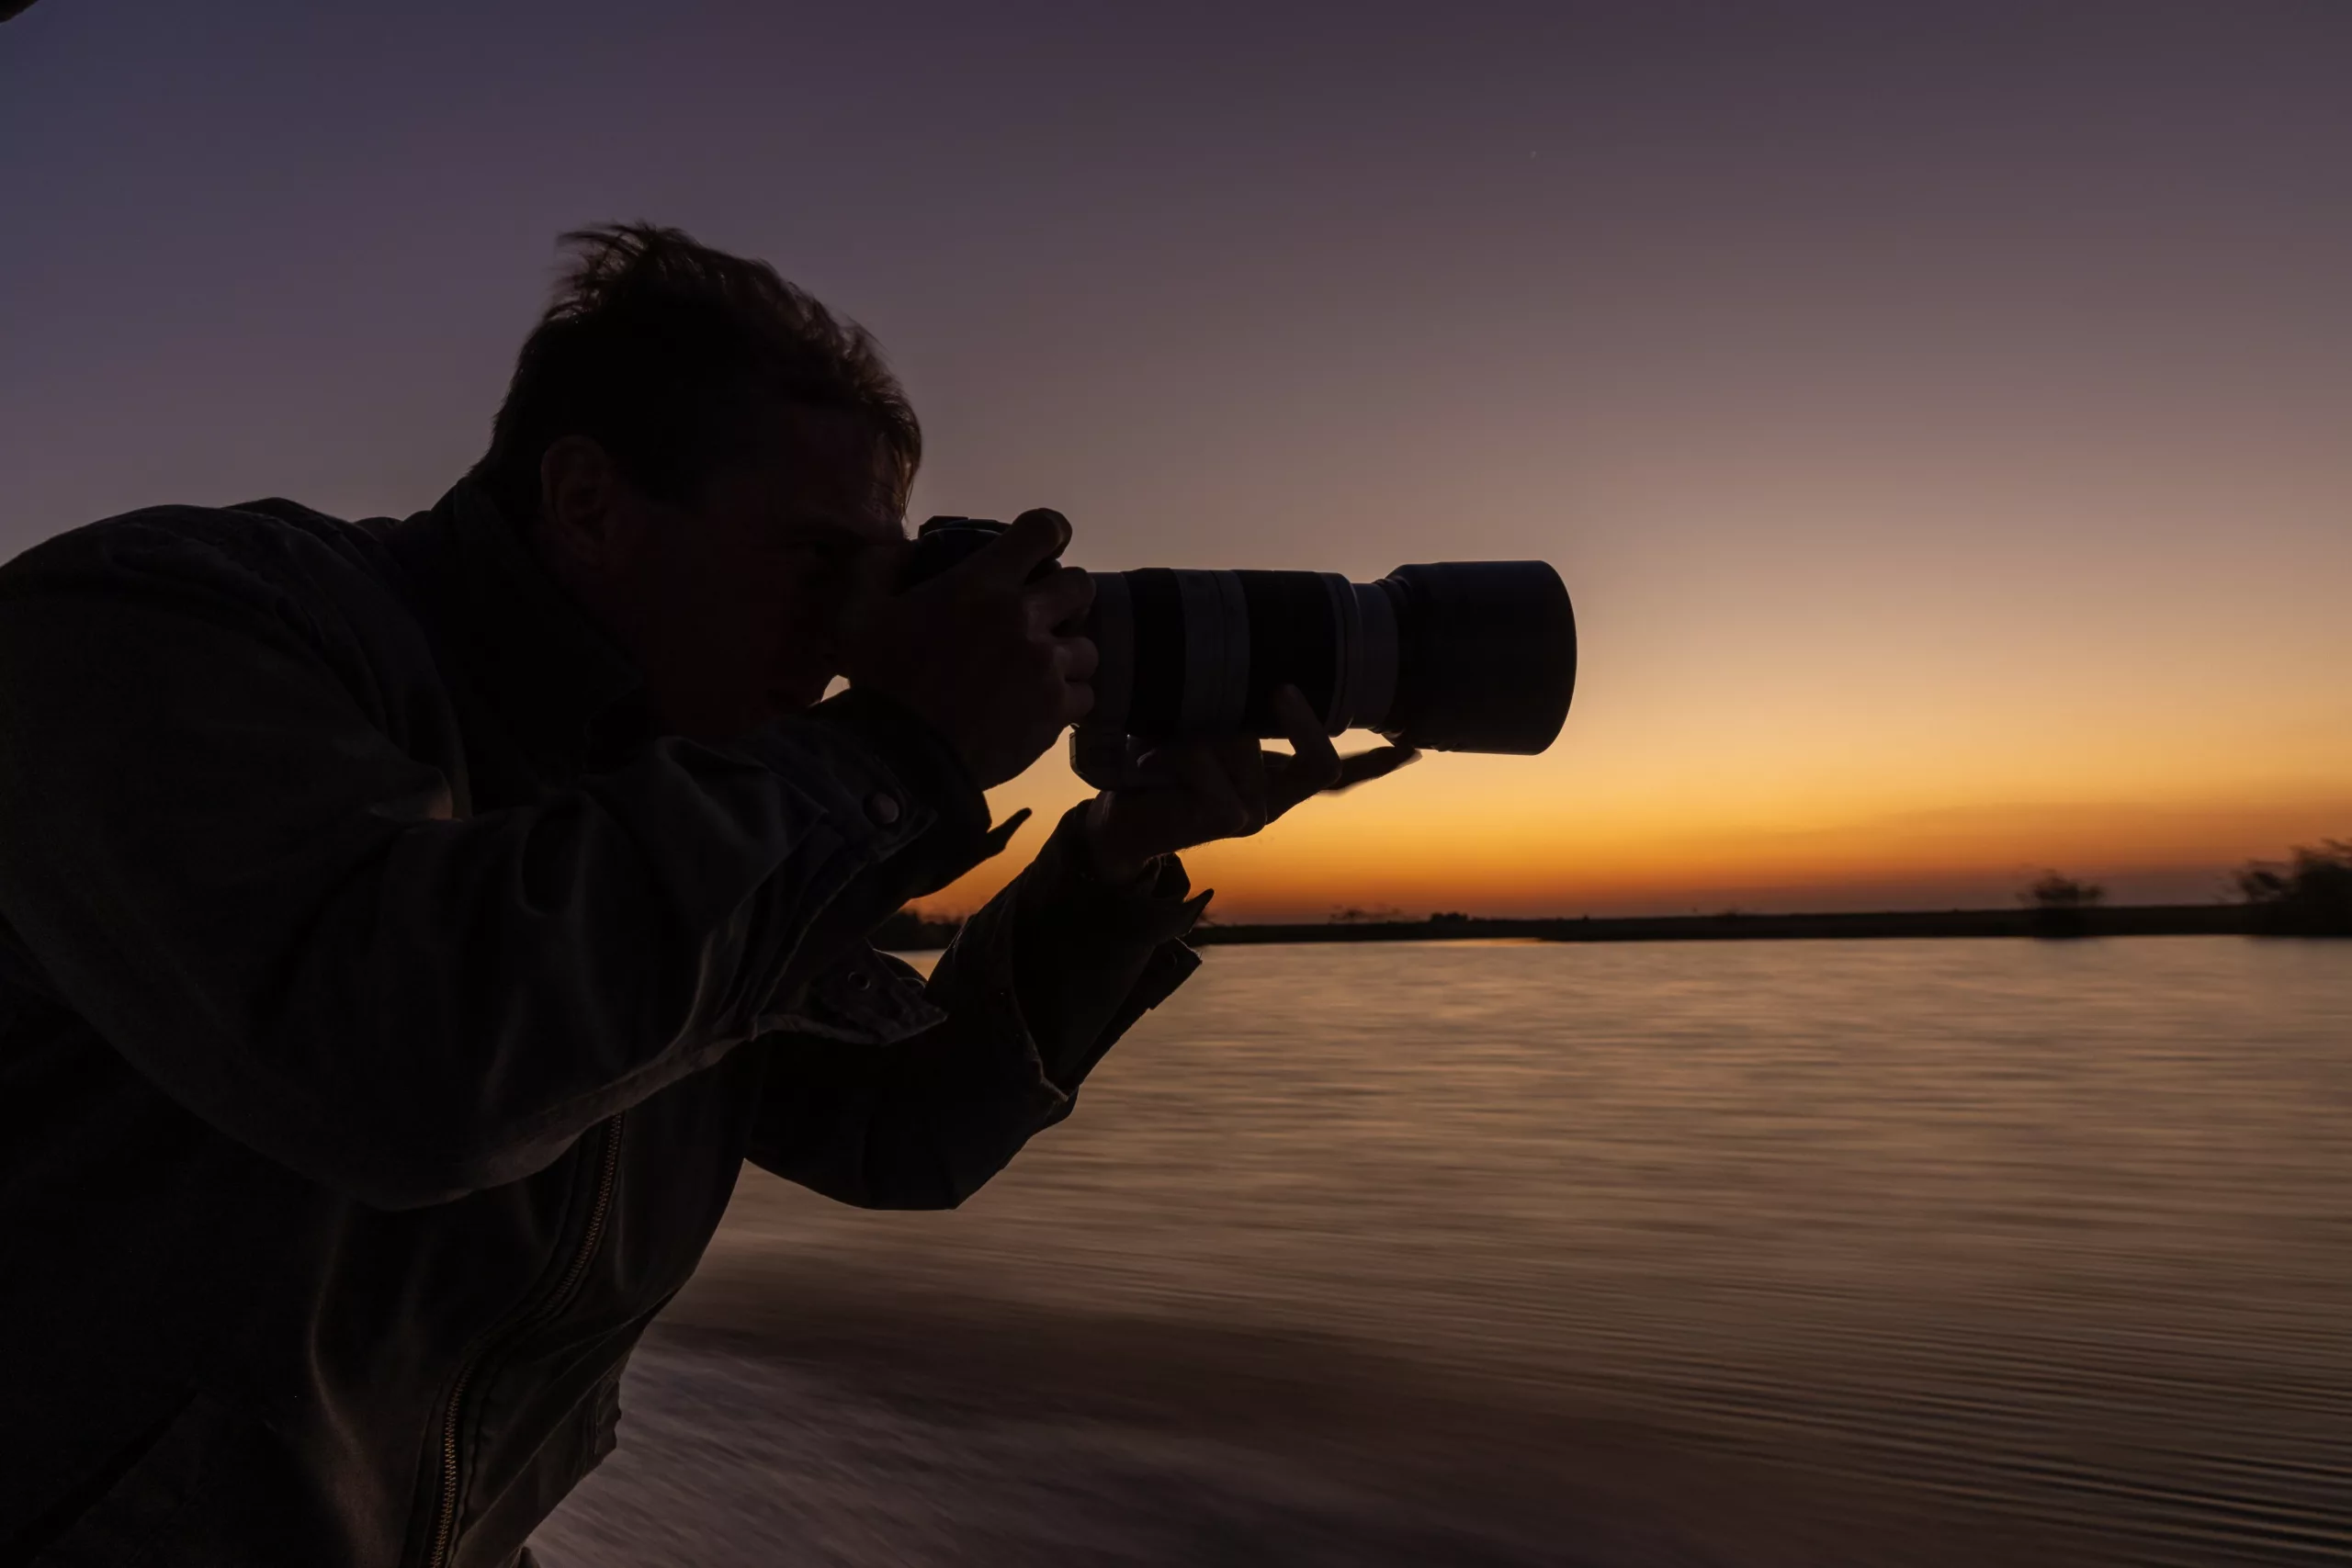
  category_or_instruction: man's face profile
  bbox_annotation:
[533,404,906,740]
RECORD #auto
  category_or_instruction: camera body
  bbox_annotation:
[902,515,1577,789]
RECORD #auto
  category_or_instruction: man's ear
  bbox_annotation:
[537,436,628,568]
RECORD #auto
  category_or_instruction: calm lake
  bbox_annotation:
[539,938,2351,1567]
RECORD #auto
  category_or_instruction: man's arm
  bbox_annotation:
[741,682,1420,1211]
[746,806,1204,1209]
[0,516,991,1210]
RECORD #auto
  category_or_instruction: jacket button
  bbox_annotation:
[865,793,902,827]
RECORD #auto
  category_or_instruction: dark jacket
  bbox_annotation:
[0,483,1204,1568]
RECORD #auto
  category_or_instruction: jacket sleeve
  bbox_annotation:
[746,804,1205,1209]
[0,518,992,1209]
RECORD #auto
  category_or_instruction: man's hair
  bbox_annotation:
[469,223,921,524]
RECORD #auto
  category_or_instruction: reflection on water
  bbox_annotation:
[541,939,2352,1567]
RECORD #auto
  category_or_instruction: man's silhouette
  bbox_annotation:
[0,224,1409,1567]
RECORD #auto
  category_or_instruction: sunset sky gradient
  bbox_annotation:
[5,1,2346,918]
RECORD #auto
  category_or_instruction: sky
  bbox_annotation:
[4,0,2348,919]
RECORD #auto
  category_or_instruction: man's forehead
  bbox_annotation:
[739,402,907,536]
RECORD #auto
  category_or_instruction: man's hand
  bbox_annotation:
[1083,685,1419,885]
[840,509,1098,788]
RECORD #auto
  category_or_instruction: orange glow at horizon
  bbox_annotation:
[914,650,2352,920]
[920,761,2352,921]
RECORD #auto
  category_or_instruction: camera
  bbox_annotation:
[901,515,1576,789]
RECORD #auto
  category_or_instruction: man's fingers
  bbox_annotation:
[1270,684,1341,793]
[1261,683,1340,820]
[1333,744,1420,790]
[1226,740,1270,834]
[953,507,1071,589]
[1026,565,1096,632]
[1179,744,1255,838]
[1056,634,1101,683]
[1268,740,1418,820]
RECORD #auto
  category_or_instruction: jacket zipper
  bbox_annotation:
[423,1113,627,1568]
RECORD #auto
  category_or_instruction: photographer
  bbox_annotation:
[0,224,1411,1568]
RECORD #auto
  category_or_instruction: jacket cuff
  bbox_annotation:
[1017,805,1207,950]
[795,685,993,890]
[1003,806,1207,1090]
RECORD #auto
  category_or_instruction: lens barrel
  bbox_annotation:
[901,517,1576,756]
[1378,561,1577,752]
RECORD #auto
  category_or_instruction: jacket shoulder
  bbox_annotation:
[0,499,418,636]
[0,501,446,730]
[2,498,391,586]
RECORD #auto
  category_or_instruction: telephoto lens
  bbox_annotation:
[899,516,1577,783]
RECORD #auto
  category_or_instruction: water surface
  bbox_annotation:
[541,938,2352,1566]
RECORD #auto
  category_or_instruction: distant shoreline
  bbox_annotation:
[1191,904,2249,944]
[878,903,2263,951]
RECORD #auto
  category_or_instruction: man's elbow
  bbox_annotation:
[849,1165,994,1213]
[835,1117,1041,1211]
[833,1156,989,1213]
[745,1158,973,1212]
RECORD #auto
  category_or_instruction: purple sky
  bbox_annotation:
[6,1,2349,915]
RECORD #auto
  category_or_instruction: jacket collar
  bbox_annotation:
[429,479,650,769]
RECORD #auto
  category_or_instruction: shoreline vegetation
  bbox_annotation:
[874,840,2352,951]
